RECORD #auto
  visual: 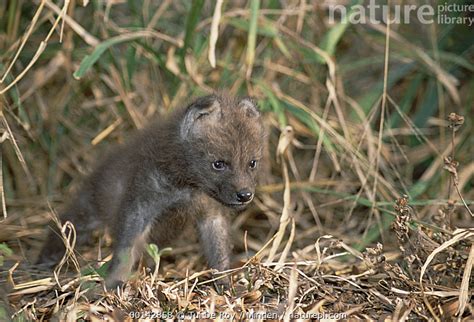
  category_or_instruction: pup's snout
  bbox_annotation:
[236,189,253,203]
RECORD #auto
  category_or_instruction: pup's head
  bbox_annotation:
[181,94,264,210]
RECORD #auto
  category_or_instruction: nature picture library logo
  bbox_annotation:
[328,0,474,26]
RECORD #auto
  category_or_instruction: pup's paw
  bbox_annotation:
[105,278,125,292]
[213,275,231,294]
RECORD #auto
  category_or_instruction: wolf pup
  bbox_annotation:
[37,94,264,289]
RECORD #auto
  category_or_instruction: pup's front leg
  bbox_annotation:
[197,213,231,272]
[106,195,159,290]
[106,222,151,290]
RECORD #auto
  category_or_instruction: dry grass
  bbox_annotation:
[0,0,473,320]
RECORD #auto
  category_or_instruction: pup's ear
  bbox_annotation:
[180,95,222,139]
[239,97,260,117]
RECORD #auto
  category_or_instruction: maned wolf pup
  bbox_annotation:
[37,93,264,289]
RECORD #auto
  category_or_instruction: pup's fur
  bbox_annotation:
[37,94,264,289]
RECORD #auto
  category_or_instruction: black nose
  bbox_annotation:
[236,190,253,203]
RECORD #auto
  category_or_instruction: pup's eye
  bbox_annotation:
[249,160,258,169]
[212,160,226,171]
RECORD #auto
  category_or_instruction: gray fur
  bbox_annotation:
[37,93,264,289]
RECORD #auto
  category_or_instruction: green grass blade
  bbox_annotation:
[73,33,154,79]
[316,0,363,63]
[246,0,260,71]
[413,79,437,127]
[389,74,424,128]
[228,17,276,37]
[180,0,205,64]
[258,83,287,127]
